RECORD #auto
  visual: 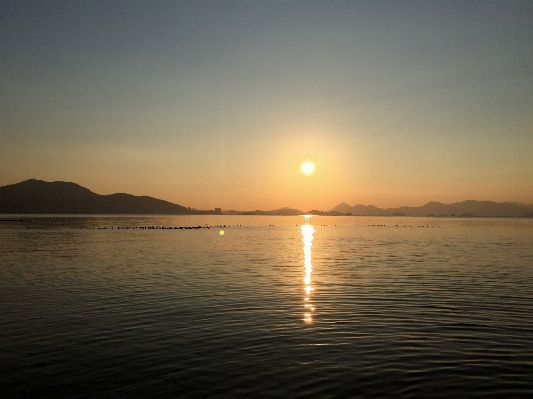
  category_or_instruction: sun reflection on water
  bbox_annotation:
[301,215,315,323]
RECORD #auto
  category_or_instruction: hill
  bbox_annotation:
[0,179,190,214]
[330,200,533,218]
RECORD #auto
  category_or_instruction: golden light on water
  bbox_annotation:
[300,161,316,176]
[301,218,316,323]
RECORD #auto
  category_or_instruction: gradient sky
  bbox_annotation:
[2,1,532,210]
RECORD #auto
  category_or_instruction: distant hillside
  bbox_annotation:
[330,202,353,214]
[262,207,303,216]
[3,179,531,217]
[0,179,190,214]
[330,200,533,218]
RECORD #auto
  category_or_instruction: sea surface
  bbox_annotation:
[1,215,532,398]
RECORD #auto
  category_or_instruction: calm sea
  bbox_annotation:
[1,215,532,398]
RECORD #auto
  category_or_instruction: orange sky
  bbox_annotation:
[2,2,532,210]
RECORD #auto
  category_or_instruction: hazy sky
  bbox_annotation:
[2,1,532,210]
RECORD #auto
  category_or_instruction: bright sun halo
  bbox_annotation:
[300,161,316,176]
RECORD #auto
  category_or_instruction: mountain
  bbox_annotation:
[330,200,533,218]
[329,202,353,214]
[509,202,533,209]
[0,179,190,214]
[3,179,531,217]
[267,207,303,216]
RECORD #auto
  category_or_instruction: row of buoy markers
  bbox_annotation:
[88,224,285,230]
[87,224,346,230]
[295,225,337,226]
[86,224,440,230]
[369,224,440,227]
[89,224,242,230]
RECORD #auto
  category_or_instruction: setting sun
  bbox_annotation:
[300,161,316,176]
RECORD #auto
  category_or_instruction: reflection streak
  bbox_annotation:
[301,216,315,323]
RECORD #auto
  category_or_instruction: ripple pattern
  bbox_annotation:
[1,216,532,398]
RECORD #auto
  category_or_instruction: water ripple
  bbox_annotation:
[1,216,532,398]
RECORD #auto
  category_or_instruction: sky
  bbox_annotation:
[2,1,532,211]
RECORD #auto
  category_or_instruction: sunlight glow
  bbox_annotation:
[300,161,316,176]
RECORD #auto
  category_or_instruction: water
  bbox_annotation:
[1,215,533,398]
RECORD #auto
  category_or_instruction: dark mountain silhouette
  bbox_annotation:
[305,210,344,216]
[330,202,352,214]
[0,179,190,214]
[330,200,533,218]
[2,179,531,217]
[264,207,302,216]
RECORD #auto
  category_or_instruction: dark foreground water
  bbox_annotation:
[1,215,532,398]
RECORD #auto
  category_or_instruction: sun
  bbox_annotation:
[300,161,316,176]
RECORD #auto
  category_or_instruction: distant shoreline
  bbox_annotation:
[1,179,532,218]
[1,214,532,219]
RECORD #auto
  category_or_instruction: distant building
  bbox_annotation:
[214,208,222,214]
